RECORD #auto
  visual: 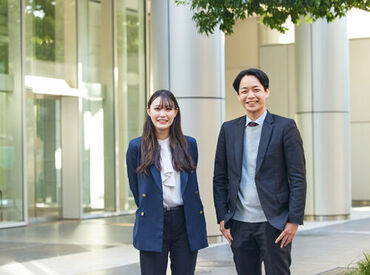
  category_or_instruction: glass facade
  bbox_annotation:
[25,0,76,220]
[115,0,146,210]
[79,0,115,214]
[0,0,146,227]
[0,0,24,225]
[26,95,62,219]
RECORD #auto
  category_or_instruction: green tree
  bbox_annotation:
[25,0,56,61]
[177,0,370,35]
[0,0,9,74]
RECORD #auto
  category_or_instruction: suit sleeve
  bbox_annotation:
[191,138,198,167]
[126,141,140,207]
[213,124,229,224]
[283,120,306,225]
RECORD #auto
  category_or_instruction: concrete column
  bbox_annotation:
[149,0,170,91]
[296,18,351,219]
[150,1,225,236]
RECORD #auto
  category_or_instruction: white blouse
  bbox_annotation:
[158,137,183,208]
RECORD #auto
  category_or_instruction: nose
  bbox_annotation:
[159,109,166,116]
[246,91,255,98]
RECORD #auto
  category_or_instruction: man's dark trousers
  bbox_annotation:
[231,220,291,275]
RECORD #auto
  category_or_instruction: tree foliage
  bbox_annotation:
[176,0,370,35]
[25,0,57,61]
[0,0,9,73]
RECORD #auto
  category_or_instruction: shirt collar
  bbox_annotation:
[245,109,267,126]
[158,137,170,145]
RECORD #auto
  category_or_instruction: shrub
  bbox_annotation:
[346,253,370,275]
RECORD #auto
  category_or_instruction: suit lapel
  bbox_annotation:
[234,116,246,178]
[256,111,274,175]
[150,165,162,191]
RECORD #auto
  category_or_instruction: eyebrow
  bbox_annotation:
[240,84,261,89]
[152,103,174,108]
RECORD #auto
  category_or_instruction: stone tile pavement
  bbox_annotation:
[0,207,370,274]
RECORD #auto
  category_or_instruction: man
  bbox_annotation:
[213,68,306,275]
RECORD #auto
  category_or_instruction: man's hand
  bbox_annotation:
[275,222,298,248]
[220,220,233,244]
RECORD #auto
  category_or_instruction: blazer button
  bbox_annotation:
[142,193,146,197]
[199,210,203,214]
[195,191,199,195]
[141,211,144,216]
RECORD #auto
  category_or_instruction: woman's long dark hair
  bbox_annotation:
[137,90,196,175]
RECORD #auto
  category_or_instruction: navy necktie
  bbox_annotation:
[248,121,258,127]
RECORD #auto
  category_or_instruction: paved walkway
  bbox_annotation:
[0,207,370,275]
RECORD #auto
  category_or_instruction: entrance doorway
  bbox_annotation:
[27,94,62,222]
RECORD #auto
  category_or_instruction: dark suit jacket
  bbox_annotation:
[126,136,208,252]
[213,111,306,231]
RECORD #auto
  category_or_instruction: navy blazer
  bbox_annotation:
[213,111,306,231]
[126,136,208,252]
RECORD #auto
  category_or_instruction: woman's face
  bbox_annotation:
[147,96,178,136]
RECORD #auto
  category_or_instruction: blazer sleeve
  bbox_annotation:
[283,120,307,225]
[126,140,140,207]
[192,138,198,166]
[213,124,229,224]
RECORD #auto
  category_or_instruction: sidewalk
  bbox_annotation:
[0,207,370,275]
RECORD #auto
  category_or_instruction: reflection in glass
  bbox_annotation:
[25,0,76,220]
[25,0,77,86]
[27,95,61,219]
[79,0,115,214]
[0,0,24,224]
[116,0,146,211]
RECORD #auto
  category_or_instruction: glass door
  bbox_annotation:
[27,94,62,221]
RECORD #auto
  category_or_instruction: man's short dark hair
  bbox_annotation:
[232,68,269,93]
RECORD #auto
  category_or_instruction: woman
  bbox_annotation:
[126,90,208,275]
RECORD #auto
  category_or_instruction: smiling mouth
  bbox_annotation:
[247,101,258,105]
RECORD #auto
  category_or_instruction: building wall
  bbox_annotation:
[349,38,370,201]
[225,18,260,120]
[225,15,370,215]
[260,44,296,119]
[258,38,370,203]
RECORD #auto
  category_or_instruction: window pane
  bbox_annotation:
[0,0,23,224]
[24,0,76,220]
[79,0,115,214]
[116,0,146,211]
[25,0,77,86]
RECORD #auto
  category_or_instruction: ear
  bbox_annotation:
[146,108,151,117]
[236,91,243,102]
[174,108,179,117]
[265,88,271,98]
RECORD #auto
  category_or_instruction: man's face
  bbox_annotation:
[237,74,270,118]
